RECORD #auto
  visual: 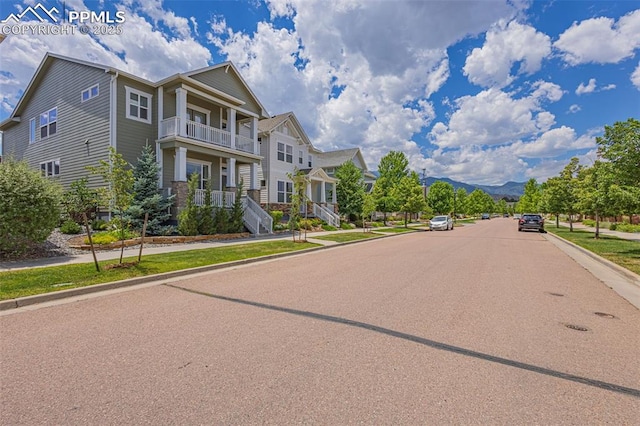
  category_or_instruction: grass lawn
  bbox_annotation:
[311,232,383,243]
[0,240,318,300]
[376,227,419,233]
[548,226,640,275]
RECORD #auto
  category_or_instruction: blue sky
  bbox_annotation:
[1,0,639,185]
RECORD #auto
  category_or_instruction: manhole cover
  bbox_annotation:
[547,292,565,297]
[594,312,617,319]
[565,323,589,331]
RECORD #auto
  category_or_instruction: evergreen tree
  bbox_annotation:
[229,179,245,233]
[198,178,214,235]
[126,145,175,235]
[177,173,200,236]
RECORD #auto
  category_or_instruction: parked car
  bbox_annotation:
[513,214,522,220]
[481,213,490,220]
[430,215,454,231]
[518,214,545,232]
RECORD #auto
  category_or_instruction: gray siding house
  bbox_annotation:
[0,53,273,233]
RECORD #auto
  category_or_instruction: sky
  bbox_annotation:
[0,0,639,185]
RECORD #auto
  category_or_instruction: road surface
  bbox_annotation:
[1,218,639,424]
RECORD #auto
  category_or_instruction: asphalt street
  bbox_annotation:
[1,218,639,424]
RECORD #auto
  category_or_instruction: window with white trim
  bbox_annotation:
[285,144,293,163]
[277,142,285,161]
[125,86,152,123]
[81,84,99,102]
[308,154,312,168]
[186,160,211,190]
[29,118,36,144]
[40,107,57,139]
[40,159,60,177]
[298,150,303,165]
[277,180,292,203]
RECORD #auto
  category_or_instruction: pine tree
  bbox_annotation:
[126,145,175,235]
[229,179,245,233]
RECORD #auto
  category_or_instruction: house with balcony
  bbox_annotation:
[0,52,273,234]
[314,147,376,192]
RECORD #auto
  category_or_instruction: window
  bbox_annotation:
[286,145,293,163]
[277,142,285,161]
[260,179,266,188]
[40,159,60,177]
[81,84,99,102]
[186,161,210,190]
[277,142,293,163]
[125,86,152,123]
[277,180,292,203]
[299,150,303,165]
[308,154,312,168]
[29,118,36,144]
[40,107,57,139]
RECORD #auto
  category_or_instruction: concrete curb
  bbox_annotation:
[0,231,409,311]
[544,231,640,285]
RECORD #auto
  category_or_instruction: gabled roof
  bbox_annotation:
[299,167,338,183]
[0,52,270,130]
[258,112,317,150]
[314,147,370,172]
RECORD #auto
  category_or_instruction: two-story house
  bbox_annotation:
[314,147,376,192]
[254,112,341,226]
[0,52,273,234]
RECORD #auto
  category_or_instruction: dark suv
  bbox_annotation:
[518,214,544,232]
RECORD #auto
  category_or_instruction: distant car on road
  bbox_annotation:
[513,214,522,220]
[430,215,454,231]
[518,214,545,232]
[481,213,490,220]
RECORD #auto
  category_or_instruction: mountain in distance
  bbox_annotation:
[424,177,525,199]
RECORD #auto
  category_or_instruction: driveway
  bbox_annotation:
[1,218,638,424]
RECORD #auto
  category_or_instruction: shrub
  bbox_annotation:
[609,223,617,231]
[85,229,137,245]
[340,222,354,230]
[322,224,338,231]
[616,223,640,233]
[60,219,82,235]
[298,218,314,230]
[91,219,108,231]
[0,159,62,255]
[270,210,284,223]
[582,219,596,227]
[177,174,199,236]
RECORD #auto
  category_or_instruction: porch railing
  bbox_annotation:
[194,189,236,208]
[243,197,273,234]
[313,203,340,227]
[160,117,255,154]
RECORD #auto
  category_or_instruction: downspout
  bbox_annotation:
[107,70,119,220]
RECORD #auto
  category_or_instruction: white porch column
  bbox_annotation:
[176,87,187,137]
[227,108,237,149]
[320,181,327,203]
[332,182,337,203]
[175,147,187,182]
[251,116,259,155]
[249,163,258,190]
[306,182,312,202]
[228,158,236,188]
[156,142,163,188]
[157,86,163,137]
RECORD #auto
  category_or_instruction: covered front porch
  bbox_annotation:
[303,168,340,227]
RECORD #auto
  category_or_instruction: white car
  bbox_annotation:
[429,215,453,231]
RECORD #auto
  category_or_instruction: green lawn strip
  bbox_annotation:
[311,232,383,243]
[375,227,418,233]
[455,219,476,224]
[0,241,319,300]
[548,226,640,275]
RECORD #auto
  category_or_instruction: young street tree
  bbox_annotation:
[335,160,365,222]
[426,180,454,215]
[88,147,134,263]
[394,171,427,227]
[374,151,409,224]
[455,188,468,217]
[576,161,616,239]
[517,178,541,213]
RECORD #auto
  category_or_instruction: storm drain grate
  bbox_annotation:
[564,323,589,332]
[594,312,617,319]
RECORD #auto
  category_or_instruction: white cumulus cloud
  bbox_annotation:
[554,9,640,65]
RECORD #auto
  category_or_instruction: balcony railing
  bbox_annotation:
[160,117,256,154]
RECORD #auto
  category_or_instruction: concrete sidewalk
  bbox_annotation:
[555,221,640,241]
